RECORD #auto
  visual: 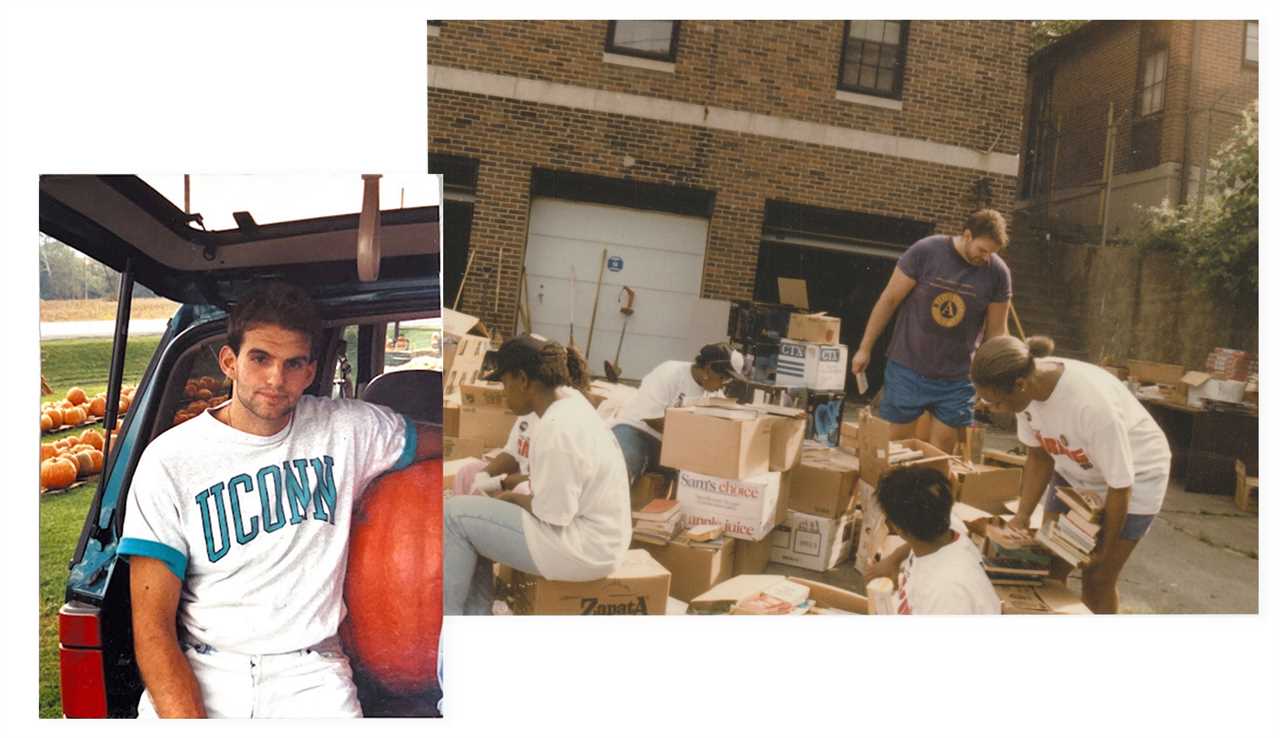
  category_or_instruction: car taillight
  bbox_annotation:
[59,602,107,718]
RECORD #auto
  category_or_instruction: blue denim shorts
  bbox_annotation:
[1044,489,1156,541]
[879,359,975,428]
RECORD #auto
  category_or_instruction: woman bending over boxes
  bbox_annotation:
[443,335,632,615]
[970,336,1171,614]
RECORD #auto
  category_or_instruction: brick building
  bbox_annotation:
[1007,20,1258,364]
[428,20,1032,387]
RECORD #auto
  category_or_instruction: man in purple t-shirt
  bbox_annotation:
[849,209,1012,453]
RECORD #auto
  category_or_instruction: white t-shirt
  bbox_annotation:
[522,387,632,580]
[120,396,414,654]
[1016,357,1172,515]
[894,530,1001,615]
[502,412,539,474]
[611,360,718,440]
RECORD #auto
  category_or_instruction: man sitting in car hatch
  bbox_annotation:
[118,281,441,719]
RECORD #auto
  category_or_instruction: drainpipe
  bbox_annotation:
[1178,21,1201,205]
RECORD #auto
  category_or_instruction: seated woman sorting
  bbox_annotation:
[443,335,631,615]
[451,344,593,498]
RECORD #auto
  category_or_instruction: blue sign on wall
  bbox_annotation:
[607,256,624,272]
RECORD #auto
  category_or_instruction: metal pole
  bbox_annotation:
[1100,102,1116,246]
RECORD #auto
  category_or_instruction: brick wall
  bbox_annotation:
[429,20,1032,336]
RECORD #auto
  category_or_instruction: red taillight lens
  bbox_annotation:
[58,603,107,718]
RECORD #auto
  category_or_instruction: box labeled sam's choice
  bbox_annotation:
[769,510,855,572]
[660,404,773,480]
[676,469,786,542]
[496,549,670,615]
[775,340,848,391]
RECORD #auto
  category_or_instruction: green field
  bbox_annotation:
[39,336,158,718]
[41,335,161,402]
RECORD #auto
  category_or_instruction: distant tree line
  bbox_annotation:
[39,235,157,300]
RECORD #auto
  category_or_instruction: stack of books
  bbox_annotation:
[1035,487,1104,567]
[632,498,684,545]
[887,442,924,464]
[730,580,812,615]
[982,525,1052,586]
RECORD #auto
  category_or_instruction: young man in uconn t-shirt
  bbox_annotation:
[118,282,441,718]
[849,210,1012,453]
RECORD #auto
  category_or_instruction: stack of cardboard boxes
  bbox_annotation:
[767,442,860,572]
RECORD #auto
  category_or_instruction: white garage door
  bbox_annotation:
[524,198,710,381]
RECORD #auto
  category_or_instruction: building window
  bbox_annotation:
[838,21,909,99]
[606,21,679,62]
[1245,21,1259,66]
[1139,48,1168,116]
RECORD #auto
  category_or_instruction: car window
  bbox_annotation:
[383,317,442,373]
[167,339,231,429]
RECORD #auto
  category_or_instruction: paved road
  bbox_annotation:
[40,319,168,340]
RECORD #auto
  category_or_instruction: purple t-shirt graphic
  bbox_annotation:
[886,235,1012,380]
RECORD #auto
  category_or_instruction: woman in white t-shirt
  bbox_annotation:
[443,335,632,615]
[609,342,746,485]
[971,335,1172,614]
[864,466,1001,614]
[451,345,593,498]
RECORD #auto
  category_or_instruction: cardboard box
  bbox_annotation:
[660,404,773,480]
[787,312,842,345]
[444,436,487,462]
[746,402,807,471]
[444,403,460,437]
[788,444,860,517]
[775,340,849,391]
[769,510,855,572]
[733,536,773,576]
[856,413,951,487]
[689,574,867,615]
[635,534,736,602]
[676,469,787,542]
[585,379,637,410]
[995,580,1092,615]
[444,334,490,402]
[629,472,670,512]
[458,405,517,449]
[444,456,481,491]
[496,549,671,615]
[1127,359,1184,386]
[949,461,1022,515]
[460,380,507,409]
[837,421,859,454]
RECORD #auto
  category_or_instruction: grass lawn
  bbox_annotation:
[39,336,158,718]
[41,335,161,402]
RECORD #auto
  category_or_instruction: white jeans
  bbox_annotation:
[136,638,361,718]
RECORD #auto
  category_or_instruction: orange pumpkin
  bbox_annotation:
[46,408,64,428]
[80,429,104,451]
[184,381,199,399]
[41,458,77,490]
[88,396,107,417]
[59,399,75,409]
[64,407,87,426]
[40,414,53,432]
[341,459,442,695]
[66,387,88,405]
[57,453,81,477]
[74,451,95,477]
[40,444,57,462]
[197,389,213,401]
[87,449,104,474]
[121,395,133,412]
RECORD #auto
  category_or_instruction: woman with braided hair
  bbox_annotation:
[443,335,631,615]
[451,343,592,498]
